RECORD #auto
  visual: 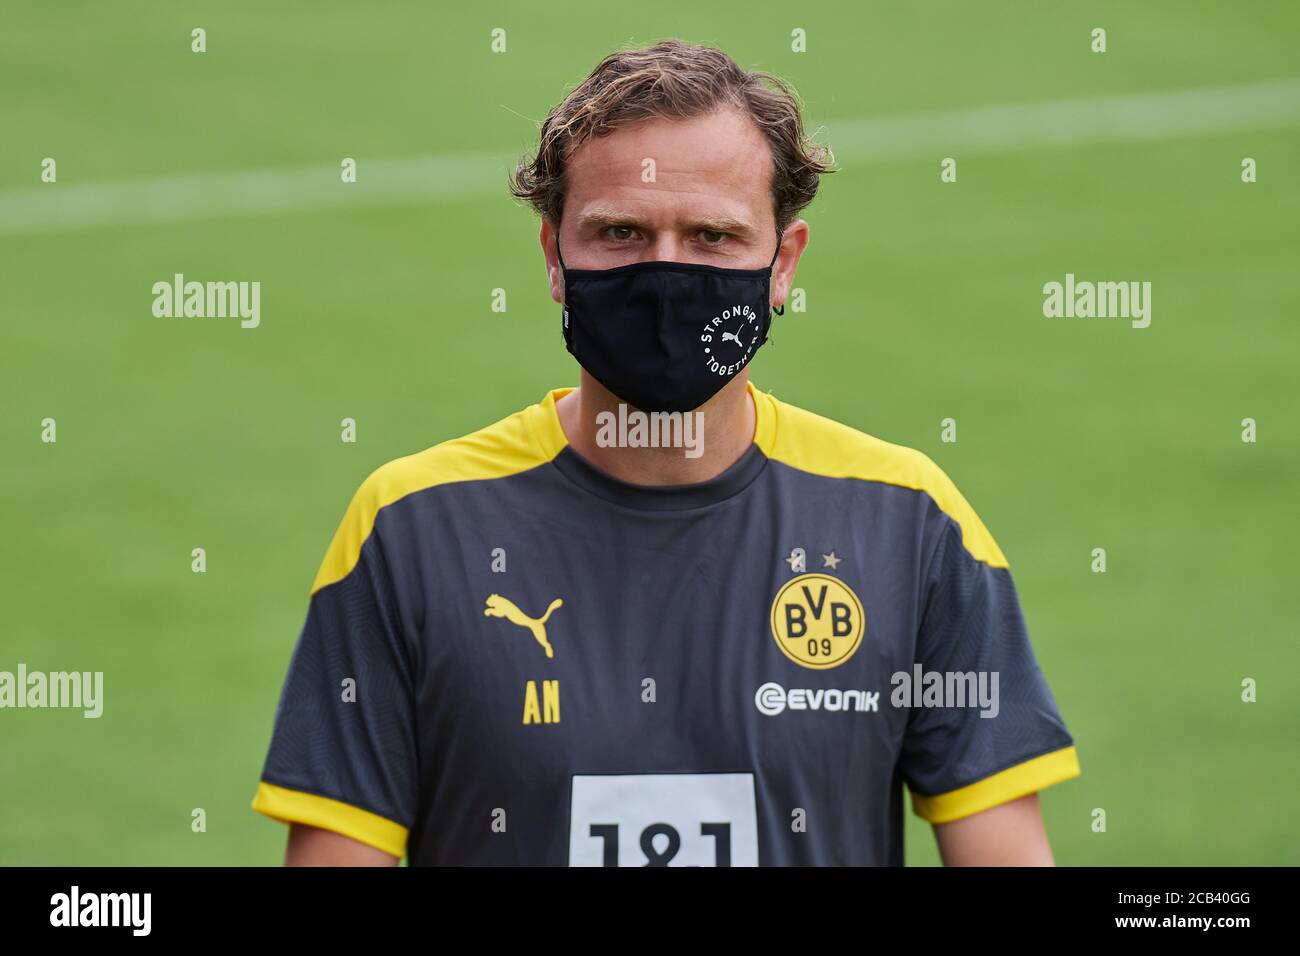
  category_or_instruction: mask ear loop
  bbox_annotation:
[555,229,573,344]
[770,229,785,316]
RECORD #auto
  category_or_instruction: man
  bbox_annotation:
[252,39,1080,866]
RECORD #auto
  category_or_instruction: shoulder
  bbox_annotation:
[753,387,1008,568]
[360,400,553,507]
[312,396,560,593]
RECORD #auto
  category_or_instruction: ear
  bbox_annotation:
[771,219,810,310]
[541,219,563,304]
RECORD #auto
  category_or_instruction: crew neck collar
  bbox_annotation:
[527,382,775,511]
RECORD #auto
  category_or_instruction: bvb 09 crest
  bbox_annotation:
[769,573,865,670]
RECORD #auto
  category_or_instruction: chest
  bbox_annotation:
[410,495,920,767]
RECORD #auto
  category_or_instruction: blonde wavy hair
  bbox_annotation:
[509,39,834,232]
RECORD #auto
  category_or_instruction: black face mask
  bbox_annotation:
[558,232,784,414]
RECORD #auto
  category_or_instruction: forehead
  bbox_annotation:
[562,107,774,228]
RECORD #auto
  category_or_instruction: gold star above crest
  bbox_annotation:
[822,552,841,570]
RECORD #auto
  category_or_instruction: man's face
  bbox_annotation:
[547,107,779,291]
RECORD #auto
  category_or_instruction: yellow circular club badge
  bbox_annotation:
[770,573,866,670]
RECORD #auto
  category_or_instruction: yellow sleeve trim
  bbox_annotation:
[910,745,1081,823]
[748,383,1008,568]
[312,389,571,595]
[251,781,409,858]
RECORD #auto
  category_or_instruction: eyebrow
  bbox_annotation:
[575,209,757,236]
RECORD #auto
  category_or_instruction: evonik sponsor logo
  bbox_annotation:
[754,681,880,716]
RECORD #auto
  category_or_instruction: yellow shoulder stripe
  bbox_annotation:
[749,384,1009,568]
[311,390,571,595]
[909,745,1081,824]
[251,780,409,858]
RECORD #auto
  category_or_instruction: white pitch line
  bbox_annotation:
[1,79,1297,237]
[0,151,517,237]
[820,77,1300,161]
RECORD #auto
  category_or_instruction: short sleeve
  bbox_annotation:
[900,513,1080,824]
[251,486,419,858]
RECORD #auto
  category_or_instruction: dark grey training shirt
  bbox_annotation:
[252,384,1080,865]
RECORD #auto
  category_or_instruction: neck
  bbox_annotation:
[555,373,756,486]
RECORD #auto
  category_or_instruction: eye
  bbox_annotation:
[699,230,728,245]
[605,226,638,241]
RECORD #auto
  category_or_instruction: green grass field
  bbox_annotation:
[2,1,1296,865]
